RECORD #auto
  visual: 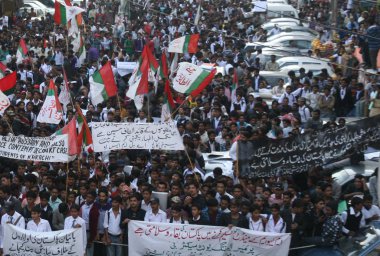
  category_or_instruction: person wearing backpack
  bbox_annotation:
[297,97,311,125]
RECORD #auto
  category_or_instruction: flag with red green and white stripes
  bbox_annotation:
[37,80,63,124]
[16,38,28,64]
[76,106,93,153]
[54,0,84,25]
[55,118,79,156]
[168,34,199,54]
[172,62,216,97]
[127,45,159,110]
[89,62,117,106]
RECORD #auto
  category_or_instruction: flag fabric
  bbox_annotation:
[89,62,118,106]
[55,118,79,156]
[54,0,84,25]
[68,13,83,36]
[231,68,239,101]
[0,72,17,95]
[169,53,179,79]
[0,89,10,115]
[194,4,201,26]
[16,38,28,64]
[127,46,158,110]
[71,32,81,52]
[172,62,216,97]
[78,36,86,66]
[59,67,71,111]
[76,106,93,153]
[168,34,199,54]
[37,80,63,124]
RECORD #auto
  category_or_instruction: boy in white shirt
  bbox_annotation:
[265,204,286,233]
[64,205,87,254]
[26,206,52,232]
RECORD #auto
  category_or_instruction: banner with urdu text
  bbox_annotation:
[238,115,380,177]
[3,224,84,256]
[128,221,291,256]
[0,135,68,162]
[92,122,185,152]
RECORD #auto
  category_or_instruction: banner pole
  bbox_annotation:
[184,149,199,184]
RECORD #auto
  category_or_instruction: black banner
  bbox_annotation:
[238,115,380,177]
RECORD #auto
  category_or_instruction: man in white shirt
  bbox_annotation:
[144,198,167,223]
[64,205,87,254]
[26,206,52,232]
[104,196,122,256]
[215,180,234,203]
[362,195,380,224]
[1,202,25,248]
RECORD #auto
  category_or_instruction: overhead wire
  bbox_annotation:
[128,1,378,75]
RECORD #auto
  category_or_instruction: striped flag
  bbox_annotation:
[168,34,199,53]
[16,38,28,64]
[76,106,93,153]
[89,62,117,106]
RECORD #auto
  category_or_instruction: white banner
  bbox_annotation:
[3,224,84,256]
[129,221,291,256]
[0,135,68,162]
[92,122,185,152]
[117,61,138,76]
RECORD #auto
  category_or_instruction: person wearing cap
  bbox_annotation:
[26,205,52,232]
[269,183,284,206]
[64,205,86,254]
[144,198,167,223]
[103,196,122,256]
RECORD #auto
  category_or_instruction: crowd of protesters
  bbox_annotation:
[0,0,379,255]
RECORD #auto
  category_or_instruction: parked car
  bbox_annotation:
[276,56,330,69]
[245,35,314,55]
[262,21,300,32]
[23,0,55,15]
[279,64,334,76]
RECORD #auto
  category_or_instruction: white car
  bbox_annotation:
[202,152,233,179]
[23,1,55,15]
[267,31,318,42]
[262,21,300,32]
[279,64,334,76]
[245,35,314,55]
[277,56,331,69]
[268,17,301,24]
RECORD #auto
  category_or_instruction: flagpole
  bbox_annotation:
[4,119,14,135]
[65,24,69,53]
[116,94,122,114]
[65,162,69,203]
[170,96,188,119]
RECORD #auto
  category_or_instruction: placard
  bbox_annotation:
[3,224,84,256]
[129,221,291,256]
[238,115,380,177]
[0,135,68,162]
[92,122,185,152]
